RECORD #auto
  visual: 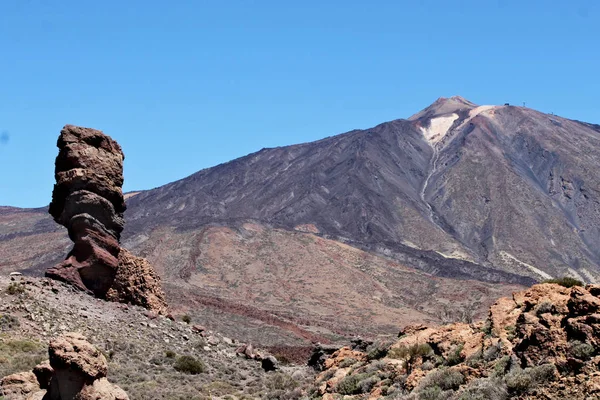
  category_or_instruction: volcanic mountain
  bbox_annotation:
[2,96,599,345]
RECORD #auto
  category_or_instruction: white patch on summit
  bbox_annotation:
[419,114,459,145]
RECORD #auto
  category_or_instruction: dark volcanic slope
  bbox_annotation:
[124,97,600,283]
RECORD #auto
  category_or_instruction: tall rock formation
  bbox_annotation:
[46,125,167,313]
[47,125,126,297]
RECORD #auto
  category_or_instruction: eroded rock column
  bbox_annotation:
[46,125,126,297]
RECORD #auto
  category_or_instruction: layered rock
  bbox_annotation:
[46,125,167,314]
[312,283,600,399]
[46,125,126,297]
[0,333,128,400]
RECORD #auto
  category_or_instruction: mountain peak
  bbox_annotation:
[409,96,478,121]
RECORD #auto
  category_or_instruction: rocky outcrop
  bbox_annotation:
[311,283,600,399]
[0,333,128,400]
[106,248,168,314]
[46,125,126,298]
[46,125,167,314]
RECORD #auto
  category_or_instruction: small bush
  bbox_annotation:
[336,374,362,395]
[483,341,503,362]
[6,283,25,295]
[493,356,512,377]
[358,375,380,394]
[418,385,454,400]
[480,320,493,336]
[445,343,464,366]
[569,340,595,360]
[181,314,191,324]
[0,315,20,331]
[458,377,508,400]
[504,325,516,341]
[465,350,483,368]
[165,350,176,358]
[388,343,433,373]
[367,340,392,361]
[529,364,557,382]
[419,368,465,391]
[542,277,583,288]
[339,357,358,368]
[265,372,298,392]
[505,364,556,394]
[422,361,435,371]
[504,368,532,394]
[173,355,205,374]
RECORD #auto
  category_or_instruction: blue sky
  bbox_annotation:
[1,0,598,207]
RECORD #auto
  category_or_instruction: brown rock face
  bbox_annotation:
[0,333,128,400]
[106,248,168,314]
[46,125,126,297]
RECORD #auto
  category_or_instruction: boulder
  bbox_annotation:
[106,248,168,314]
[0,371,42,399]
[0,333,129,400]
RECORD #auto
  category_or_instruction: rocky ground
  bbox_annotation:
[0,274,315,399]
[307,281,600,400]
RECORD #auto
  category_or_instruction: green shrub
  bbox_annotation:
[483,341,503,362]
[6,283,25,295]
[504,325,516,341]
[181,314,191,324]
[542,277,583,288]
[505,364,556,394]
[504,368,532,394]
[339,357,358,368]
[358,375,380,394]
[529,364,557,382]
[388,343,433,373]
[480,320,493,336]
[366,341,392,361]
[418,385,454,400]
[445,343,464,366]
[493,356,512,377]
[173,355,205,374]
[419,367,465,391]
[165,350,176,358]
[569,340,595,360]
[458,377,508,400]
[336,374,362,395]
[0,314,20,331]
[265,372,298,392]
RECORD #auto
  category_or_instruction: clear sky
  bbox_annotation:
[1,0,598,207]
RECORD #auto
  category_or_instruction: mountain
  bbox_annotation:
[2,96,599,345]
[124,96,600,282]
